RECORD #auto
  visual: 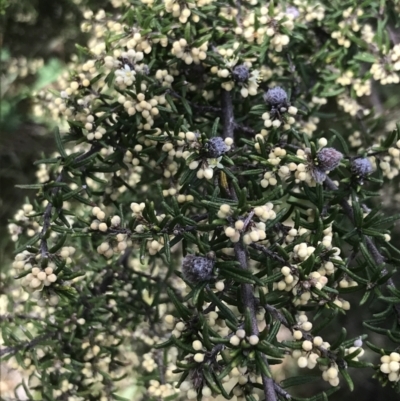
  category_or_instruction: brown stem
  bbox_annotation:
[219,79,282,400]
[221,89,235,140]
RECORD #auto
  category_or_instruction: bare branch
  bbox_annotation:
[221,89,235,140]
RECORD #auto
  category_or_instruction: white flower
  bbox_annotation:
[207,156,224,169]
[115,64,136,86]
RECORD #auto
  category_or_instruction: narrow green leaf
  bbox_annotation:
[54,127,67,158]
[281,374,320,389]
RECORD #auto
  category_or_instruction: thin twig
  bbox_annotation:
[221,89,235,140]
[0,333,54,357]
[220,81,281,400]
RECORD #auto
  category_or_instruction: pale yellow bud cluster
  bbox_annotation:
[292,331,342,387]
[321,364,340,387]
[147,237,165,256]
[215,280,225,292]
[90,206,109,232]
[97,232,132,258]
[316,224,334,250]
[8,204,41,241]
[285,228,298,244]
[36,163,50,184]
[295,116,320,137]
[223,205,275,244]
[261,106,297,130]
[370,44,400,85]
[6,55,44,78]
[332,297,351,310]
[162,187,194,203]
[59,246,76,264]
[296,313,313,332]
[179,379,213,400]
[311,96,328,107]
[255,6,294,48]
[148,379,178,399]
[20,266,57,292]
[330,8,363,48]
[348,130,362,148]
[260,171,278,188]
[308,271,328,291]
[164,0,197,24]
[337,95,370,117]
[253,202,277,222]
[230,329,259,347]
[268,147,287,166]
[336,71,371,97]
[171,320,186,338]
[242,222,267,245]
[217,204,232,219]
[338,277,358,289]
[295,1,325,23]
[12,250,32,271]
[276,265,299,292]
[369,146,400,180]
[380,352,400,382]
[155,69,175,87]
[171,39,208,65]
[293,242,316,261]
[130,202,146,216]
[143,352,157,372]
[119,92,162,128]
[361,24,375,44]
[218,6,238,22]
[124,30,153,54]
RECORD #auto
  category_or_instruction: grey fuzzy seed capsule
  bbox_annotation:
[264,86,288,106]
[204,137,228,158]
[181,255,214,284]
[232,64,250,82]
[311,148,343,183]
[316,148,343,172]
[351,158,373,177]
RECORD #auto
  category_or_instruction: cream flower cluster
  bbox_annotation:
[8,204,40,241]
[171,38,208,65]
[380,352,400,383]
[163,0,215,24]
[337,94,370,117]
[331,8,364,48]
[261,105,298,130]
[370,44,400,85]
[220,203,276,244]
[20,265,58,292]
[255,6,294,48]
[187,137,233,180]
[293,323,364,387]
[175,325,262,401]
[148,379,178,399]
[231,4,294,52]
[336,71,371,97]
[6,55,44,78]
[368,139,400,180]
[210,52,260,97]
[293,0,325,23]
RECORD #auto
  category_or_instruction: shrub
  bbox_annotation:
[2,1,400,400]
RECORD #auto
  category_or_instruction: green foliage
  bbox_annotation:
[2,1,400,401]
